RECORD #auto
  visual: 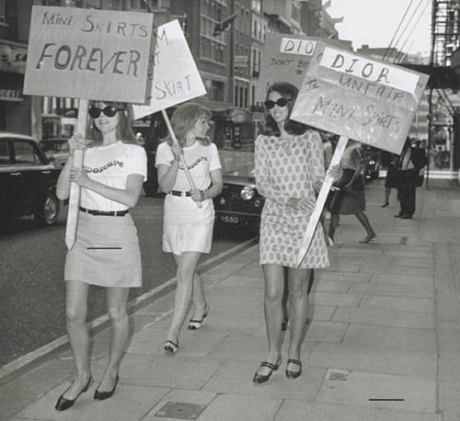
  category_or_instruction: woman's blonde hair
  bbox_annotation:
[88,101,138,145]
[165,102,212,147]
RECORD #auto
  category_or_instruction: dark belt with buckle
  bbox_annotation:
[79,206,129,217]
[169,190,191,197]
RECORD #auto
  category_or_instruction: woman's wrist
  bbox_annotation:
[200,190,206,201]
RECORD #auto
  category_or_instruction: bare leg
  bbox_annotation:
[382,187,390,205]
[190,272,207,319]
[255,264,284,376]
[167,252,202,342]
[328,213,339,242]
[287,268,310,371]
[97,287,130,391]
[355,211,377,242]
[63,280,92,399]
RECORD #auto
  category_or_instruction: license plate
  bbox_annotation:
[219,215,240,224]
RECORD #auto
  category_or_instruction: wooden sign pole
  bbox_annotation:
[65,99,88,249]
[161,109,202,208]
[297,135,348,267]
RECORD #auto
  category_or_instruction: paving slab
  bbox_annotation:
[359,295,434,313]
[342,324,436,352]
[308,342,436,377]
[275,401,435,421]
[317,369,436,414]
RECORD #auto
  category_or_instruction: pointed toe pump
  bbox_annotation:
[55,376,92,411]
[94,375,119,401]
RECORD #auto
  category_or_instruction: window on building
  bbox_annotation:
[251,85,255,107]
[0,0,5,24]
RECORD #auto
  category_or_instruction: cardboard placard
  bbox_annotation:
[24,6,154,103]
[291,44,429,155]
[257,33,351,103]
[133,20,206,120]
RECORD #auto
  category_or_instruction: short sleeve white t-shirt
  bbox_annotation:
[81,141,147,211]
[155,141,222,191]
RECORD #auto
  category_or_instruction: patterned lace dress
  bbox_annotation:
[255,130,329,269]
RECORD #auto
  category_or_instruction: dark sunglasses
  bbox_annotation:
[88,105,121,118]
[264,98,289,109]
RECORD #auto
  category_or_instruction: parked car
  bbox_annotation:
[39,137,70,168]
[213,149,264,233]
[143,149,161,197]
[0,132,60,226]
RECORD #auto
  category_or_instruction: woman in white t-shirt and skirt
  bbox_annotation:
[55,102,147,411]
[156,102,223,353]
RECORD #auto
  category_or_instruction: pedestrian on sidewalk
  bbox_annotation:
[55,101,147,411]
[395,137,426,219]
[328,140,377,244]
[253,82,331,383]
[156,102,223,354]
[380,151,400,208]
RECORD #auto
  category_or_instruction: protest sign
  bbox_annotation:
[257,33,351,103]
[24,6,154,103]
[133,19,206,120]
[291,44,429,155]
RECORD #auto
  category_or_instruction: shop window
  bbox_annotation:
[0,0,5,25]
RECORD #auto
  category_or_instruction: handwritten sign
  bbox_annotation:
[24,6,154,103]
[133,20,206,120]
[291,45,429,154]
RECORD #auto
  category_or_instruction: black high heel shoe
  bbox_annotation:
[285,359,302,379]
[94,375,119,400]
[55,376,92,411]
[188,304,210,330]
[252,356,282,384]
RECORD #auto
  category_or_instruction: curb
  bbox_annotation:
[0,236,258,382]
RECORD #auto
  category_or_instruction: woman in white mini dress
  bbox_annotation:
[156,102,223,353]
[253,82,330,384]
[55,102,146,410]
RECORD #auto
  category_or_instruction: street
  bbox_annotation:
[0,195,256,368]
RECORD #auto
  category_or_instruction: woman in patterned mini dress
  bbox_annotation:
[253,82,329,384]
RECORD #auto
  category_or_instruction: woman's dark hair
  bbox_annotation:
[89,101,138,145]
[263,82,309,136]
[166,102,212,147]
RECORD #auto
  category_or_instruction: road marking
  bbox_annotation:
[0,237,257,381]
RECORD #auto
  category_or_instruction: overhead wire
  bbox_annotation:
[383,0,416,61]
[386,0,427,62]
[393,0,431,63]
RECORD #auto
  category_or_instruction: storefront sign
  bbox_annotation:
[0,72,23,102]
[133,19,206,120]
[0,41,27,74]
[24,6,154,103]
[291,45,429,154]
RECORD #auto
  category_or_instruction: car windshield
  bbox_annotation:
[219,149,254,178]
[42,140,69,153]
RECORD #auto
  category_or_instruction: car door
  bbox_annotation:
[0,139,18,215]
[10,138,49,215]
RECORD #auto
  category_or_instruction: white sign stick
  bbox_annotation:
[161,109,202,208]
[65,99,88,249]
[297,136,348,267]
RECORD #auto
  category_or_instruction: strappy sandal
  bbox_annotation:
[285,359,302,379]
[164,340,179,353]
[252,356,282,384]
[188,304,209,330]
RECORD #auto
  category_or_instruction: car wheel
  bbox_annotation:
[34,192,60,226]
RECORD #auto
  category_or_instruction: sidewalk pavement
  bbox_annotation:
[1,179,460,421]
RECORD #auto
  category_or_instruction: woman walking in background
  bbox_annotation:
[55,102,147,410]
[380,151,399,208]
[328,140,377,244]
[156,102,223,354]
[253,82,330,383]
